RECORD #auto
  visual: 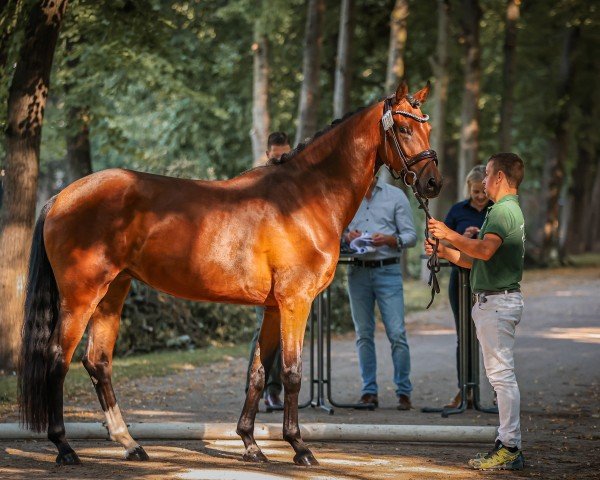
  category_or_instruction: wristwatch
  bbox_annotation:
[395,234,403,251]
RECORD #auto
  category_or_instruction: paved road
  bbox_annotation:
[1,267,599,479]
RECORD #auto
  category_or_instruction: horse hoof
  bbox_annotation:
[126,446,150,461]
[243,450,269,463]
[56,451,81,466]
[294,451,319,466]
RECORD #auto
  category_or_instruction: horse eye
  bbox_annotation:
[398,126,410,134]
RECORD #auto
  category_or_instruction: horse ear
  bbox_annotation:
[395,80,409,103]
[413,81,431,105]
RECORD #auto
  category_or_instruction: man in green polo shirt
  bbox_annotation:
[425,153,526,471]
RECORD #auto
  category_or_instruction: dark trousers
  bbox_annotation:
[448,267,461,388]
[245,306,282,396]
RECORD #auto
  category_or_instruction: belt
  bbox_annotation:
[472,288,521,303]
[352,257,400,268]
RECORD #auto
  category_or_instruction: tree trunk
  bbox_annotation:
[66,106,92,184]
[250,18,270,167]
[0,0,68,370]
[333,0,354,119]
[585,160,600,252]
[429,0,451,219]
[563,144,594,255]
[499,0,519,151]
[456,0,481,201]
[295,0,325,145]
[384,0,408,94]
[380,0,409,187]
[539,27,580,265]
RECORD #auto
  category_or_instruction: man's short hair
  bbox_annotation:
[267,131,290,149]
[488,153,524,188]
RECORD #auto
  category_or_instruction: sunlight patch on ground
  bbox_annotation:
[178,470,289,480]
[395,466,467,475]
[531,327,600,344]
[412,329,455,336]
[554,290,591,297]
[122,409,193,417]
[3,448,57,463]
[322,458,390,466]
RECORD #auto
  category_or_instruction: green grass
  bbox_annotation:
[0,344,247,406]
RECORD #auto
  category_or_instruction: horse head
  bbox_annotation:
[378,81,443,198]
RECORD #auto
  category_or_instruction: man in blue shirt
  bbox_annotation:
[343,174,417,410]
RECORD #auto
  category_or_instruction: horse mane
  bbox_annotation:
[271,106,368,166]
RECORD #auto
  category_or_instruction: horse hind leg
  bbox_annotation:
[236,306,280,463]
[47,283,113,465]
[81,275,148,461]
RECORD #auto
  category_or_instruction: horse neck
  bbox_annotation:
[291,103,384,231]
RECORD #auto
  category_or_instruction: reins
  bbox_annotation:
[381,97,441,309]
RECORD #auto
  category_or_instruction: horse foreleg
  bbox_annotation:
[280,300,318,466]
[236,306,280,462]
[82,276,148,461]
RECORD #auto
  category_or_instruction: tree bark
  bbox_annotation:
[429,0,451,219]
[0,0,69,369]
[539,26,580,265]
[295,0,325,145]
[585,160,600,252]
[563,144,594,255]
[65,37,92,184]
[384,0,408,94]
[456,0,481,201]
[499,0,520,151]
[66,106,92,183]
[250,18,270,167]
[333,0,354,119]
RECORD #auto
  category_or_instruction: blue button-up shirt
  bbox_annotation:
[344,177,417,260]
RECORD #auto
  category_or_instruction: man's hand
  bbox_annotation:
[345,229,362,243]
[372,232,395,247]
[424,238,447,258]
[427,218,453,240]
[463,226,480,238]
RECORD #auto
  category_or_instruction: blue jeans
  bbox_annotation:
[347,263,412,397]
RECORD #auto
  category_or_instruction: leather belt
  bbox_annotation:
[353,257,400,268]
[472,288,521,303]
[474,288,521,296]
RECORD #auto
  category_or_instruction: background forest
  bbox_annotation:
[0,0,598,366]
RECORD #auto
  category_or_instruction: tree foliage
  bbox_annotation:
[1,0,598,356]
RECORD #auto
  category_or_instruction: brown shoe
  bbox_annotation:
[357,393,378,408]
[444,391,462,409]
[264,392,283,409]
[397,394,412,410]
[444,390,474,409]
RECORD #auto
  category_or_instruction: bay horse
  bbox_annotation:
[18,82,441,466]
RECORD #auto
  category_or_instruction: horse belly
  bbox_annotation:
[129,225,271,305]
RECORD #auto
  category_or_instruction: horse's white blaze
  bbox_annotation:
[105,404,137,449]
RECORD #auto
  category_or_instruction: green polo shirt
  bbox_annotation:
[471,194,525,292]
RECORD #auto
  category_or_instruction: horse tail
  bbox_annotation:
[18,196,59,432]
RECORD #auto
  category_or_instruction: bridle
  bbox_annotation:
[380,96,440,309]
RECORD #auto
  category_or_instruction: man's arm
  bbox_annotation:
[395,191,417,248]
[424,239,474,268]
[428,218,502,260]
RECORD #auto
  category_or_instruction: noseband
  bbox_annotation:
[380,96,441,309]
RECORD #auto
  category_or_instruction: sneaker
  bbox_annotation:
[468,442,524,470]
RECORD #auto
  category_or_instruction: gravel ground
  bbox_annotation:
[1,267,598,479]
